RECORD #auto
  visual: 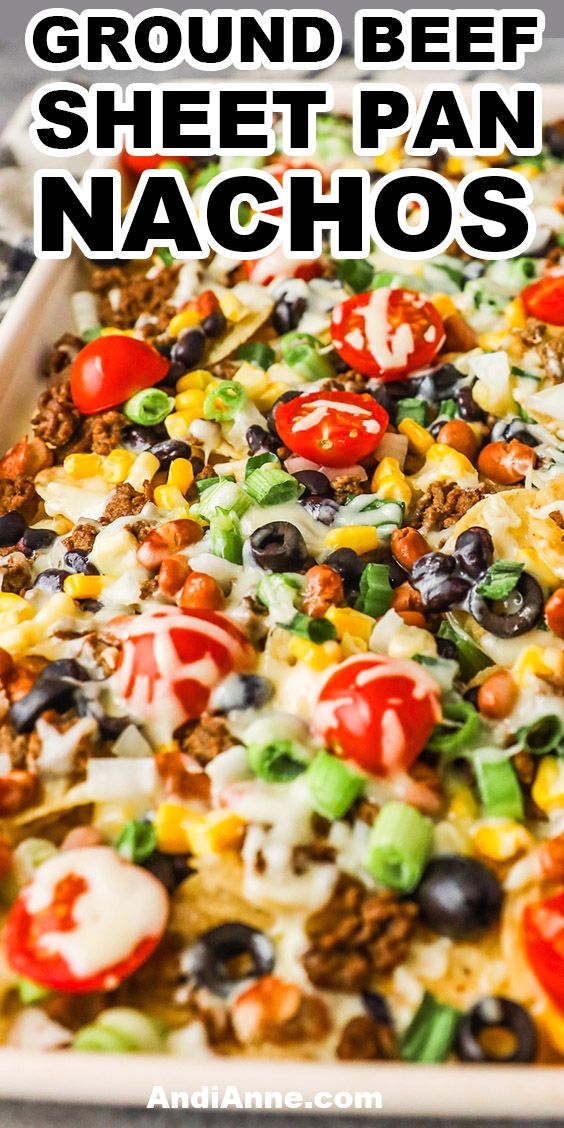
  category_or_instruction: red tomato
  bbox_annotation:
[70,336,170,415]
[121,151,192,175]
[331,288,445,381]
[243,250,323,286]
[313,654,442,776]
[108,608,253,725]
[521,275,564,326]
[275,390,388,469]
[4,848,168,994]
[523,891,564,1011]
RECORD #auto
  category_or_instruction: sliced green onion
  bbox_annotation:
[74,1025,138,1053]
[196,473,235,497]
[280,331,321,355]
[124,388,174,426]
[474,756,524,820]
[16,977,50,1004]
[286,613,337,644]
[156,247,175,265]
[210,508,243,564]
[256,573,301,623]
[511,365,541,382]
[82,327,102,343]
[247,739,309,783]
[193,161,220,189]
[438,618,493,682]
[355,563,392,618]
[306,750,366,818]
[283,344,334,382]
[557,232,564,248]
[245,451,279,479]
[245,465,303,506]
[115,819,156,864]
[366,801,433,893]
[396,398,428,427]
[517,714,564,755]
[476,560,524,601]
[371,270,396,289]
[427,698,481,757]
[197,480,251,521]
[203,380,246,422]
[438,398,457,420]
[400,991,460,1063]
[235,342,275,369]
[337,259,375,293]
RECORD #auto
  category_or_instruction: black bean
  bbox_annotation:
[122,424,166,452]
[410,552,470,612]
[143,850,191,893]
[491,418,539,447]
[457,385,486,423]
[416,855,503,940]
[33,569,69,592]
[300,496,339,526]
[250,521,307,572]
[293,470,332,498]
[10,678,79,733]
[189,922,275,996]
[0,512,26,548]
[201,311,226,338]
[272,296,306,335]
[428,362,464,399]
[468,571,544,638]
[150,438,192,468]
[21,528,57,554]
[389,557,410,588]
[171,327,206,370]
[436,636,458,661]
[362,991,393,1027]
[457,997,537,1064]
[324,548,366,594]
[155,341,173,360]
[38,659,89,683]
[454,527,494,580]
[63,550,99,575]
[245,425,280,455]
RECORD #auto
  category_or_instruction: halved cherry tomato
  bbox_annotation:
[243,250,323,286]
[107,607,253,725]
[4,848,168,994]
[313,654,442,776]
[121,151,192,176]
[275,390,388,468]
[331,288,445,381]
[70,336,170,415]
[523,891,564,1011]
[521,275,564,326]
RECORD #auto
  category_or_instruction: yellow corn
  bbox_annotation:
[101,448,136,484]
[324,525,379,554]
[0,594,34,628]
[506,297,527,329]
[176,369,213,392]
[471,819,532,862]
[165,412,191,440]
[512,645,562,688]
[288,635,342,671]
[63,574,110,599]
[340,633,369,657]
[99,327,127,337]
[373,146,403,174]
[256,381,288,412]
[445,156,464,176]
[389,626,437,660]
[167,458,194,495]
[398,418,435,456]
[154,801,193,853]
[234,362,269,402]
[168,309,200,337]
[371,458,412,507]
[64,453,102,479]
[419,443,476,481]
[125,451,160,492]
[540,1005,564,1055]
[153,484,188,511]
[174,388,206,419]
[476,330,514,355]
[532,756,564,813]
[512,163,540,179]
[218,291,244,322]
[183,811,245,857]
[448,783,480,821]
[325,605,375,643]
[430,293,457,319]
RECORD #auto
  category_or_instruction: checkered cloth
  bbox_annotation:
[0,140,36,320]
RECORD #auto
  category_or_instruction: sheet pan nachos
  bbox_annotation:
[1,115,564,1065]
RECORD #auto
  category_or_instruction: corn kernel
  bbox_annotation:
[512,645,562,688]
[154,801,192,853]
[445,156,464,176]
[256,382,288,412]
[101,448,136,484]
[64,453,103,479]
[512,163,540,179]
[471,819,532,862]
[371,458,412,507]
[340,633,369,657]
[63,574,110,599]
[506,297,527,330]
[218,291,244,322]
[532,756,564,813]
[167,458,194,495]
[99,327,127,337]
[420,443,477,481]
[430,293,457,319]
[288,635,342,671]
[389,625,437,660]
[154,484,188,511]
[168,309,200,337]
[373,146,403,174]
[184,811,245,856]
[398,417,435,456]
[476,330,514,355]
[165,412,191,440]
[174,388,206,418]
[125,451,160,492]
[325,605,375,643]
[0,594,34,628]
[324,526,379,554]
[176,369,213,392]
[233,362,269,402]
[540,1005,564,1055]
[448,784,480,821]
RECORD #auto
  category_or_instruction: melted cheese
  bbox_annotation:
[24,848,168,979]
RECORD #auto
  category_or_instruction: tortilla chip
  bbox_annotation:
[206,282,273,365]
[171,855,273,940]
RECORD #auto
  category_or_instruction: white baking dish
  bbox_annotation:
[0,81,563,1115]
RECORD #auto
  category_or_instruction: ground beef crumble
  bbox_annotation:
[331,475,365,505]
[0,552,32,595]
[302,874,417,991]
[92,262,181,333]
[63,523,98,553]
[176,714,234,765]
[336,1015,396,1061]
[32,378,81,449]
[0,475,37,520]
[539,335,564,381]
[413,481,487,534]
[43,333,83,382]
[100,481,153,524]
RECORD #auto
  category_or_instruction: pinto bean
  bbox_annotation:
[0,770,38,815]
[390,527,429,571]
[178,572,224,611]
[436,420,477,461]
[157,554,191,597]
[477,439,536,485]
[302,564,344,618]
[136,519,202,569]
[477,670,518,719]
[545,588,564,639]
[391,582,423,613]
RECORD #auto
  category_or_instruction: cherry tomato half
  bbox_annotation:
[70,336,170,415]
[521,275,564,326]
[108,607,254,725]
[243,250,323,287]
[4,848,169,994]
[275,390,388,469]
[523,891,564,1011]
[313,654,442,777]
[121,151,192,175]
[331,288,445,381]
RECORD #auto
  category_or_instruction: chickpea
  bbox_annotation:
[477,439,536,485]
[390,527,429,571]
[477,670,518,719]
[545,588,564,639]
[178,571,224,611]
[436,419,477,461]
